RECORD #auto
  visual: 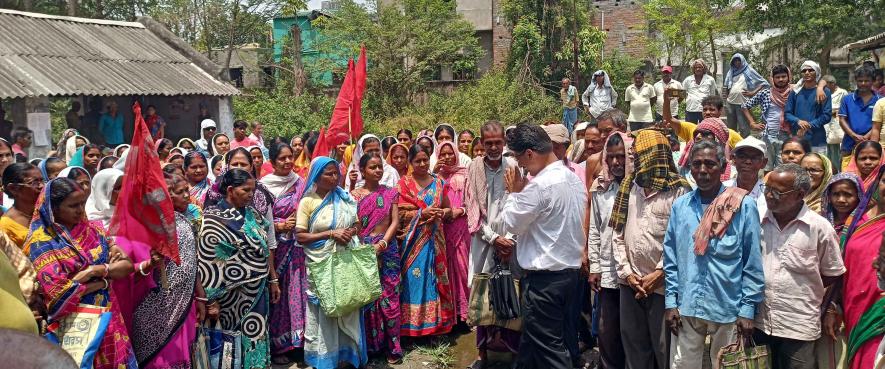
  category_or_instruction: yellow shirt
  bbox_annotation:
[0,216,30,249]
[673,120,743,148]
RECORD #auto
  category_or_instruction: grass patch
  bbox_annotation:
[413,341,455,368]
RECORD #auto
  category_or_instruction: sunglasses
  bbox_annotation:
[801,69,816,74]
[204,127,217,131]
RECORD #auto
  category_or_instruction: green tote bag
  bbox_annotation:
[308,239,382,318]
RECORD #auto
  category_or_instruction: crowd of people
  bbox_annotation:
[0,55,883,369]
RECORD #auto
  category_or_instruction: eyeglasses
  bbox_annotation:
[801,69,816,74]
[764,186,799,200]
[803,167,824,174]
[14,179,43,188]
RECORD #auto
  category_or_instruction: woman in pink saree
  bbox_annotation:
[351,152,402,363]
[838,166,885,369]
[434,141,470,322]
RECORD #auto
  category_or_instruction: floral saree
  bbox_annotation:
[397,174,454,336]
[25,180,137,369]
[353,185,403,358]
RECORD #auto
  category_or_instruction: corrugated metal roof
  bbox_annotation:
[845,31,885,52]
[0,9,240,98]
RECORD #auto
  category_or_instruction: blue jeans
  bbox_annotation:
[562,107,577,135]
[763,132,788,171]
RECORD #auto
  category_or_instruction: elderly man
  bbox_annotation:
[561,78,579,135]
[756,163,845,369]
[682,59,719,123]
[664,140,765,369]
[502,123,586,369]
[588,131,631,369]
[725,136,768,217]
[611,130,689,369]
[464,121,520,369]
[582,70,619,122]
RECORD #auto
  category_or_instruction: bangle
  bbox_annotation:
[101,278,109,289]
[194,296,209,302]
[102,263,110,278]
[268,278,279,284]
[138,261,150,276]
[379,240,389,248]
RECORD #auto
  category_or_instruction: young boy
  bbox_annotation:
[663,93,742,148]
[741,64,792,170]
[229,119,257,149]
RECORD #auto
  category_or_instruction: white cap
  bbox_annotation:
[200,119,217,130]
[733,136,766,155]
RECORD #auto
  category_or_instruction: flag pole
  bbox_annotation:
[348,106,352,141]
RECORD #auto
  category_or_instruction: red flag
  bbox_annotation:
[327,59,356,147]
[351,46,367,139]
[109,102,179,263]
[312,127,331,160]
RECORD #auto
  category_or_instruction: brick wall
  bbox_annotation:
[591,0,649,59]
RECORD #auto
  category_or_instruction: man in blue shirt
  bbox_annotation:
[785,60,832,153]
[663,140,765,369]
[99,101,124,147]
[839,66,880,170]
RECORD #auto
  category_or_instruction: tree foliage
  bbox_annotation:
[644,0,735,78]
[233,89,333,139]
[738,0,885,73]
[311,0,483,119]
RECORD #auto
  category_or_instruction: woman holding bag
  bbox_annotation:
[295,156,370,369]
[351,152,402,363]
[25,177,139,369]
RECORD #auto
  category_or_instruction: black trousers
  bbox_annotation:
[753,330,816,369]
[514,269,580,369]
[598,287,625,369]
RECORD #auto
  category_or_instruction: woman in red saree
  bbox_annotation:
[397,144,454,337]
[838,166,885,369]
[434,141,470,322]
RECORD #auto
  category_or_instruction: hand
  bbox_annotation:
[206,301,220,321]
[433,161,443,174]
[348,170,358,183]
[492,236,515,261]
[816,87,827,104]
[283,215,297,232]
[749,120,764,131]
[735,317,755,337]
[329,229,348,244]
[372,241,388,254]
[72,266,99,283]
[588,273,601,292]
[269,282,281,304]
[626,274,647,298]
[109,250,125,263]
[797,128,808,137]
[798,120,811,130]
[640,269,664,293]
[196,300,206,323]
[32,310,43,322]
[823,309,842,340]
[143,250,164,271]
[665,308,682,335]
[741,90,754,97]
[853,133,866,143]
[505,167,528,193]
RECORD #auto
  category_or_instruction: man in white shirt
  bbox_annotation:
[582,70,619,122]
[626,70,657,131]
[758,164,845,369]
[502,123,587,369]
[654,66,683,120]
[682,59,719,124]
[823,74,848,169]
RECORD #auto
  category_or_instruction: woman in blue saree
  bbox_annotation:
[295,156,368,369]
[396,144,454,337]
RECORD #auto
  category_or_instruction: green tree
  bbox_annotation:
[738,0,885,73]
[311,0,482,119]
[233,89,333,139]
[644,0,735,78]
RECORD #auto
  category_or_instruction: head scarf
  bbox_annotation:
[64,135,88,164]
[55,128,78,160]
[820,172,863,226]
[679,117,732,181]
[691,59,708,74]
[694,186,749,256]
[723,53,769,91]
[85,168,124,222]
[802,152,833,213]
[67,147,85,167]
[210,133,229,157]
[176,138,196,152]
[113,144,130,158]
[207,154,223,182]
[386,142,411,176]
[595,132,633,191]
[38,158,64,181]
[841,165,885,246]
[794,60,822,92]
[610,130,689,232]
[567,122,590,162]
[770,66,794,132]
[844,141,885,191]
[435,141,468,192]
[345,134,381,188]
[416,134,436,153]
[304,156,352,206]
[57,166,91,181]
[591,70,613,89]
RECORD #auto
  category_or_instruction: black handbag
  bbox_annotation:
[489,256,520,320]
